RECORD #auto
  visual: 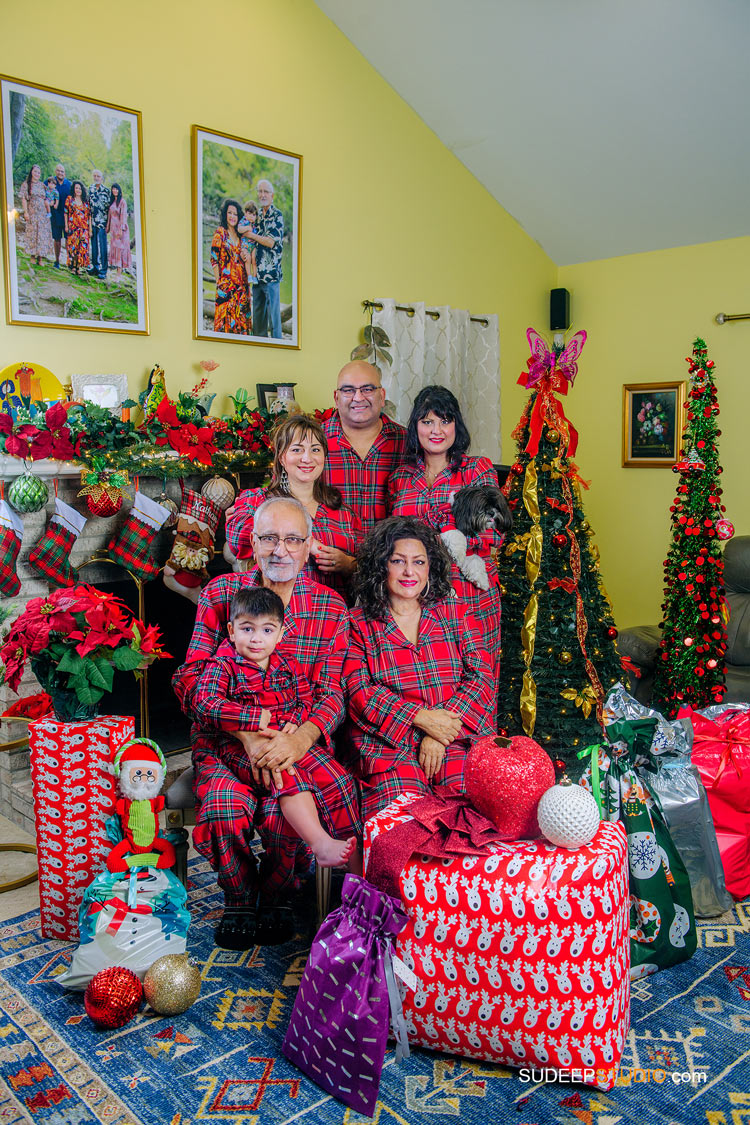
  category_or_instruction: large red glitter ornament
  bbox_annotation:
[84,967,143,1029]
[465,734,555,839]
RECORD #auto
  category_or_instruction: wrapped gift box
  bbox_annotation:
[29,715,135,941]
[364,795,630,1089]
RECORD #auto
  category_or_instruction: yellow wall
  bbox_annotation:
[559,236,749,627]
[0,0,554,421]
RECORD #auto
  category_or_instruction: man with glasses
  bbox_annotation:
[173,496,357,947]
[323,360,406,531]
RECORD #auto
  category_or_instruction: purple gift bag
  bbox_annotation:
[282,873,409,1116]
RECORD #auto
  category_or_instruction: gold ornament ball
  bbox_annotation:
[143,952,201,1015]
[546,429,560,442]
[201,476,236,511]
[558,651,573,665]
[158,493,180,528]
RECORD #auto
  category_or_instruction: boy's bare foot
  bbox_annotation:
[313,835,356,868]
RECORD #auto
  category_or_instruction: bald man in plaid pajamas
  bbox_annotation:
[173,496,358,943]
[322,361,406,532]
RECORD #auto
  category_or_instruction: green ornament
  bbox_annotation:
[8,472,49,514]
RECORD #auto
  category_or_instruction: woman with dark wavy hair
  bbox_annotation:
[210,198,249,334]
[387,384,505,677]
[344,516,496,819]
[225,413,362,600]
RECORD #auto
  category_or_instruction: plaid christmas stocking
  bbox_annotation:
[163,487,221,604]
[0,498,23,597]
[108,491,171,581]
[28,498,87,588]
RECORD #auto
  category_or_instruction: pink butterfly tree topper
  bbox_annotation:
[525,327,587,388]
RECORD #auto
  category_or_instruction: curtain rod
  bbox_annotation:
[715,312,750,324]
[363,299,489,328]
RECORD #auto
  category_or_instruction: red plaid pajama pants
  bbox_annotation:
[192,731,361,904]
[361,742,469,821]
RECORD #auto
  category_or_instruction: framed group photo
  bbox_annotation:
[622,381,686,467]
[0,75,148,334]
[192,125,300,349]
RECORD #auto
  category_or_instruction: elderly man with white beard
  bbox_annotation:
[172,495,358,949]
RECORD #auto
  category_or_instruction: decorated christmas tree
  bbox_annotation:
[650,337,731,717]
[498,328,624,773]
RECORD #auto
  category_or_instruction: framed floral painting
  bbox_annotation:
[622,381,686,467]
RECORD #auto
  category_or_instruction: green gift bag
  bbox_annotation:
[580,718,697,979]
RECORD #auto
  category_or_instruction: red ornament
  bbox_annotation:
[606,626,618,639]
[465,734,555,840]
[511,462,524,475]
[717,519,735,541]
[84,967,143,1029]
[684,637,694,646]
[87,492,123,517]
[552,533,567,548]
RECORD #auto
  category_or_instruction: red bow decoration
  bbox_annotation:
[691,711,750,789]
[366,789,506,898]
[88,897,153,935]
[548,577,577,593]
[517,367,579,459]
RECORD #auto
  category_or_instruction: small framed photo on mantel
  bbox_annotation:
[192,125,300,348]
[0,74,148,333]
[622,381,686,467]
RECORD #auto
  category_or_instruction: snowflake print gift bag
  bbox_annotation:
[282,874,409,1116]
[583,718,697,979]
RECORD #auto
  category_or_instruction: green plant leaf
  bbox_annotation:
[371,326,390,346]
[113,646,144,672]
[121,399,137,409]
[68,675,98,705]
[350,344,371,361]
[57,650,85,674]
[375,348,392,366]
[363,325,373,342]
[91,658,115,692]
[83,660,110,691]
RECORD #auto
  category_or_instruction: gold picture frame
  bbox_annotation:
[0,74,149,334]
[192,125,301,349]
[622,381,686,467]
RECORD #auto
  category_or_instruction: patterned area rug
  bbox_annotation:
[0,858,748,1125]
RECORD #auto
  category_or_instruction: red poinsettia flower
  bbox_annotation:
[156,398,180,429]
[70,599,134,656]
[1,643,27,692]
[44,403,76,460]
[5,425,53,460]
[134,622,170,658]
[0,413,13,436]
[168,423,218,466]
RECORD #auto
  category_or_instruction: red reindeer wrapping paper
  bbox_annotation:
[29,715,135,941]
[364,794,630,1088]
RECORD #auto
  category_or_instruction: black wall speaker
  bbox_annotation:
[550,288,570,332]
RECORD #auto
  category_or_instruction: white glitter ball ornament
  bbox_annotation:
[537,778,601,848]
[201,476,235,511]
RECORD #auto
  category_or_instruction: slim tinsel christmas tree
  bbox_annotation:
[650,337,731,717]
[498,328,624,774]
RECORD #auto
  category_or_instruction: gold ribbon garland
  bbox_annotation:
[519,462,543,735]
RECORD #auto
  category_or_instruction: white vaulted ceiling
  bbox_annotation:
[315,0,750,264]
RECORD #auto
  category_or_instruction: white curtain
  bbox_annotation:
[372,299,502,462]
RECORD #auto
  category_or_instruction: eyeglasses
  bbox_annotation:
[256,533,308,551]
[337,384,380,399]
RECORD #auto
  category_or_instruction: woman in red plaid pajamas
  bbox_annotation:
[387,385,504,677]
[344,516,497,821]
[226,414,363,602]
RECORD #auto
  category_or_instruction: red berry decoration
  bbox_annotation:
[465,734,556,839]
[552,533,567,548]
[84,967,143,1029]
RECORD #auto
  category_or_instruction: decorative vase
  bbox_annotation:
[270,383,300,416]
[30,657,99,722]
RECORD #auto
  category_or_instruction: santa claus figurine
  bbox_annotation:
[106,738,176,874]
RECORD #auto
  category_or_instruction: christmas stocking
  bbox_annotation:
[163,487,221,604]
[0,498,23,596]
[28,498,87,588]
[108,491,171,582]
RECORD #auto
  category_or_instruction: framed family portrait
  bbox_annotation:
[622,381,686,467]
[192,125,301,348]
[0,75,148,334]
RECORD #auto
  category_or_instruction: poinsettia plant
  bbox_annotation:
[0,586,170,721]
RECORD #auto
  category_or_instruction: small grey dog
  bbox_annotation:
[441,484,513,590]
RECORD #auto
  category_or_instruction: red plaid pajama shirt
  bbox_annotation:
[322,410,406,532]
[225,487,363,601]
[388,456,504,675]
[344,600,496,820]
[173,569,356,904]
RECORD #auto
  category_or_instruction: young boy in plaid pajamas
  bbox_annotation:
[193,585,357,871]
